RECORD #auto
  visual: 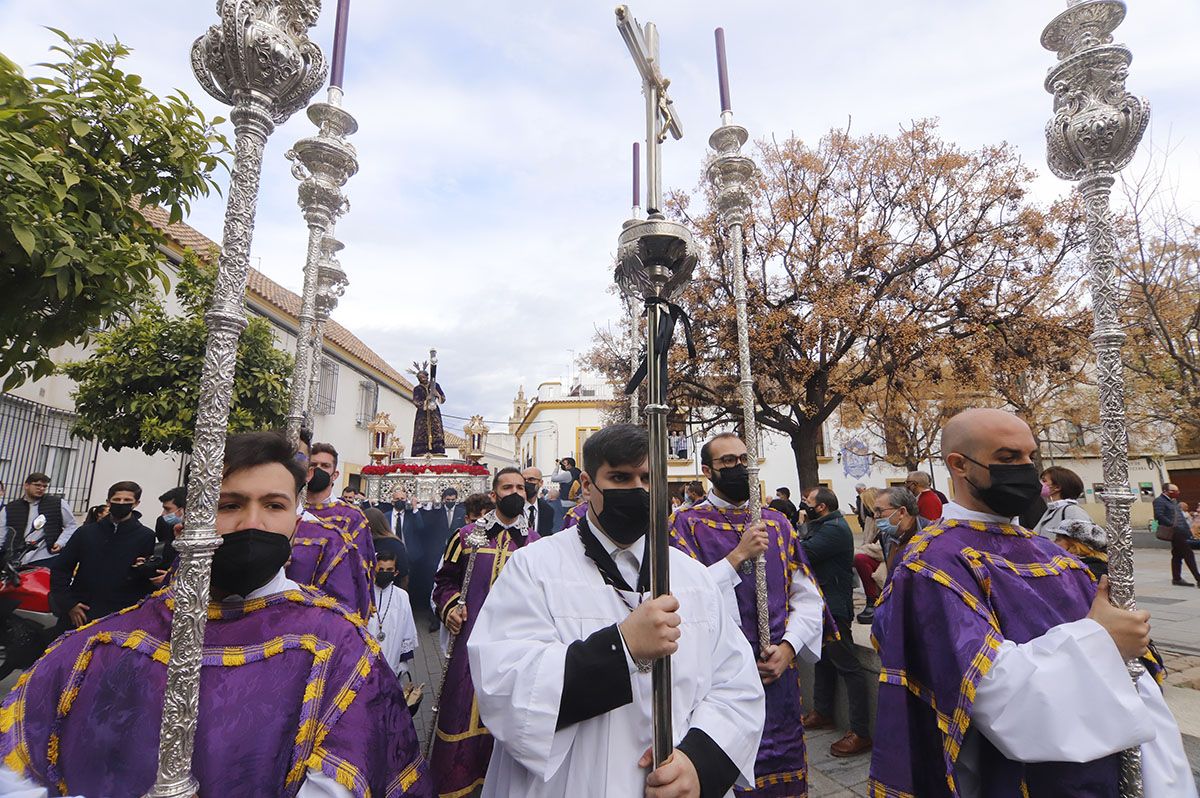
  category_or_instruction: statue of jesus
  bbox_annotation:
[411,351,446,457]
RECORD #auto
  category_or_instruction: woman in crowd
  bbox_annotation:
[854,486,919,625]
[1034,465,1093,538]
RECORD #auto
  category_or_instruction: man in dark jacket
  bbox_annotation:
[799,486,872,757]
[521,467,557,536]
[1155,483,1200,587]
[50,480,156,630]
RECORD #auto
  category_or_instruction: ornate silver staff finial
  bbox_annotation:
[614,4,696,771]
[1041,2,1148,795]
[705,27,770,660]
[145,3,326,797]
[305,235,348,421]
[284,85,359,445]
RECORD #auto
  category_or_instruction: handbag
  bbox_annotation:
[1153,520,1175,542]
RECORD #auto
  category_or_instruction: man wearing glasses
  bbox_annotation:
[670,432,830,794]
[0,472,79,566]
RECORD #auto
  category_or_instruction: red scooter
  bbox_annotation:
[0,526,58,680]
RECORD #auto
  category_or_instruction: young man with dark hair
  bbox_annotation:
[671,432,830,791]
[287,440,376,620]
[870,409,1195,797]
[370,550,419,679]
[800,485,872,757]
[2,431,432,797]
[0,471,79,566]
[430,467,537,797]
[156,485,188,544]
[469,424,764,797]
[50,480,156,629]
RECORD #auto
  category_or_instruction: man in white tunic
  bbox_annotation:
[468,424,765,797]
[869,408,1196,798]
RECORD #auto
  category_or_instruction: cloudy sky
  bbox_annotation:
[2,1,1198,429]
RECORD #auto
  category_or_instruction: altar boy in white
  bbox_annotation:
[468,424,765,797]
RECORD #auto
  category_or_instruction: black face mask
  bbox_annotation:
[211,529,292,598]
[393,500,407,512]
[375,571,395,589]
[306,468,331,495]
[598,488,651,545]
[496,492,526,521]
[962,456,1042,519]
[525,482,540,502]
[108,502,134,521]
[712,463,751,503]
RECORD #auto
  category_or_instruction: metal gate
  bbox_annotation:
[0,394,98,509]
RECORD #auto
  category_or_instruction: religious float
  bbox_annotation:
[360,356,492,503]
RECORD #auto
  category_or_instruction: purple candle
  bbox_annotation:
[714,27,731,114]
[633,141,641,209]
[329,0,351,89]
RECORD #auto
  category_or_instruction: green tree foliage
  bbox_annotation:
[0,31,228,389]
[61,252,292,455]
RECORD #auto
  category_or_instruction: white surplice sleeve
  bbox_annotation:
[781,569,823,664]
[683,578,766,789]
[972,618,1155,763]
[300,769,354,798]
[706,558,742,622]
[1136,672,1198,797]
[467,550,575,781]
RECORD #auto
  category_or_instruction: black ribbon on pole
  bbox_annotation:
[625,297,695,396]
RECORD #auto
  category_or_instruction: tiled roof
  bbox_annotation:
[139,205,413,393]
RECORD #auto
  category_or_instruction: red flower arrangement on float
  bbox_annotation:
[360,463,490,476]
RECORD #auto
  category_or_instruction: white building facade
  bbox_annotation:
[0,210,417,510]
[507,374,1171,528]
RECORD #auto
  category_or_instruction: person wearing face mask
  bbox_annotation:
[1,432,433,797]
[428,468,537,797]
[521,466,556,536]
[852,487,920,626]
[49,480,156,632]
[468,424,764,798]
[669,432,833,785]
[369,551,419,679]
[416,487,466,633]
[305,442,378,581]
[869,408,1196,798]
[155,486,188,544]
[285,447,376,621]
[1032,466,1093,540]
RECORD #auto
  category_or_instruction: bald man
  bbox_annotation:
[869,408,1195,798]
[521,467,556,536]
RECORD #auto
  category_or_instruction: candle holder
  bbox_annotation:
[706,44,769,657]
[1041,2,1148,795]
[305,235,348,422]
[284,92,359,445]
[368,412,396,465]
[147,3,326,797]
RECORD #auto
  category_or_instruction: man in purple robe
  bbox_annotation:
[870,408,1195,797]
[285,440,375,621]
[670,433,828,797]
[0,431,431,798]
[428,467,537,798]
[306,441,378,565]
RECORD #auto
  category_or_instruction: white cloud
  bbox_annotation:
[2,0,1197,432]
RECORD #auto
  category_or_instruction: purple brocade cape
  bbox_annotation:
[671,505,832,797]
[308,500,379,568]
[868,517,1120,798]
[428,524,538,798]
[289,513,376,621]
[561,501,587,530]
[0,585,431,798]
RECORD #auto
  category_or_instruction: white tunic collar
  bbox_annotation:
[706,491,747,510]
[942,501,1014,525]
[223,567,299,602]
